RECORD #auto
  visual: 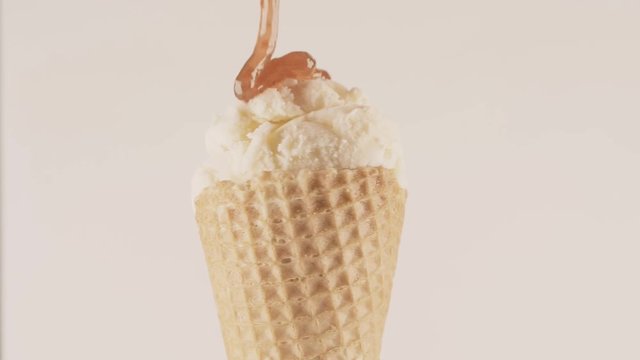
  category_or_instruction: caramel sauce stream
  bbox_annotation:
[234,0,330,101]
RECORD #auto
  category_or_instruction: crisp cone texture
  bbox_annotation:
[195,167,406,360]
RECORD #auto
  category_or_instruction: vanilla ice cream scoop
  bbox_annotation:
[192,78,405,199]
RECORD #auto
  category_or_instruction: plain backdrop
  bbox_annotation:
[2,0,640,359]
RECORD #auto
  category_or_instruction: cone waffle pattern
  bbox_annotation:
[195,167,406,360]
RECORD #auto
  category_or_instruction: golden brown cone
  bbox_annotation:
[195,167,406,360]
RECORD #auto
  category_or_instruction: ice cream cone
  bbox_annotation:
[195,167,406,360]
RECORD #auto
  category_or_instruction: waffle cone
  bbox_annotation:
[195,167,406,360]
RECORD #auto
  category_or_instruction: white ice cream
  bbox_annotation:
[193,79,405,199]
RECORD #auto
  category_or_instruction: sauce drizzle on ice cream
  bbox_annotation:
[234,0,330,102]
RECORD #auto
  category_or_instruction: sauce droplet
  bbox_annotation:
[234,0,331,102]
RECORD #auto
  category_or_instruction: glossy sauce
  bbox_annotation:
[234,0,330,101]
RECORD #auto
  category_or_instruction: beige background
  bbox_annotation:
[3,0,640,359]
